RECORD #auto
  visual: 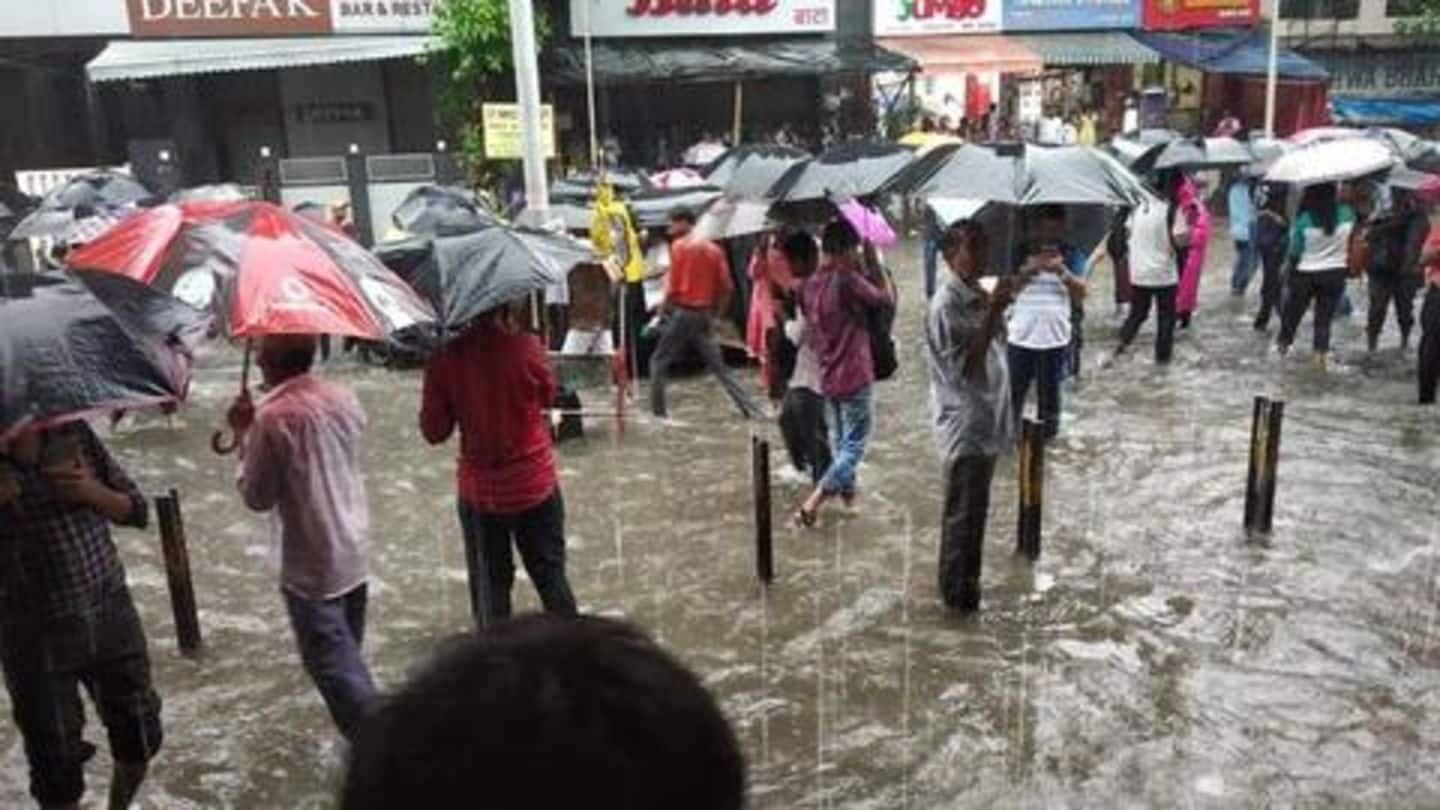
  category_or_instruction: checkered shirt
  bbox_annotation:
[0,425,147,626]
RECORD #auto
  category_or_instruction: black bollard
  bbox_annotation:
[154,489,203,656]
[1244,397,1285,533]
[1016,418,1044,561]
[753,436,774,584]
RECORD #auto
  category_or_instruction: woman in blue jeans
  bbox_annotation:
[795,219,893,527]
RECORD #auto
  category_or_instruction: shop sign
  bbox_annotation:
[1313,49,1440,98]
[482,103,557,161]
[1141,0,1257,30]
[332,0,437,33]
[295,101,377,123]
[872,0,1002,37]
[1004,0,1139,30]
[570,0,835,38]
[127,0,334,37]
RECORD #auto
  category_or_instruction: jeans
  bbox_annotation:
[1231,240,1258,293]
[923,237,940,300]
[819,386,873,496]
[1007,345,1066,439]
[1118,284,1177,364]
[938,454,997,611]
[283,583,376,742]
[1254,248,1286,331]
[1367,272,1420,347]
[1420,286,1440,404]
[779,387,831,486]
[650,307,761,419]
[1278,268,1348,353]
[457,491,578,627]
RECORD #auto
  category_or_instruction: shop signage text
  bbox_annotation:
[1004,0,1139,31]
[571,0,834,37]
[1141,0,1256,30]
[295,101,376,123]
[873,0,1002,36]
[482,103,557,161]
[1315,49,1440,97]
[127,0,333,36]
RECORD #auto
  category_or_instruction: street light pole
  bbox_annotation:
[507,0,549,224]
[1264,0,1281,136]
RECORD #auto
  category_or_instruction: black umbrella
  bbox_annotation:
[552,168,654,200]
[10,171,154,240]
[545,197,597,235]
[1131,136,1254,175]
[769,141,915,203]
[394,226,595,342]
[704,145,810,198]
[626,186,723,229]
[896,143,1151,208]
[0,270,208,442]
[391,185,499,235]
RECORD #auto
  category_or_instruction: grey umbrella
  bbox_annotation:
[391,185,498,236]
[900,143,1151,208]
[1132,136,1255,174]
[704,145,809,198]
[10,171,153,240]
[769,141,915,203]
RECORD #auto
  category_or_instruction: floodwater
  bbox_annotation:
[3,238,1438,808]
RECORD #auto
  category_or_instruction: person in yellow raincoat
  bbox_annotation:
[590,182,647,376]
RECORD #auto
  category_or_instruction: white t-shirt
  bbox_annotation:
[1007,272,1073,350]
[1129,201,1178,288]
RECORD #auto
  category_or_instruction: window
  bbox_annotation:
[1387,0,1424,16]
[1279,0,1360,19]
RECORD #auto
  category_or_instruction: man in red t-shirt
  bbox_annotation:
[420,304,578,626]
[649,209,762,420]
[1418,226,1440,404]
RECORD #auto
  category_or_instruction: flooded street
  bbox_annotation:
[4,237,1438,808]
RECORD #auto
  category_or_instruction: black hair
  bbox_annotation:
[340,615,746,810]
[820,217,860,257]
[939,220,988,270]
[1299,182,1339,236]
[779,230,818,278]
[1034,204,1066,223]
[669,207,697,226]
[266,338,316,379]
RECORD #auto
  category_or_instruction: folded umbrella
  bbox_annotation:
[769,141,916,203]
[1,270,208,442]
[395,225,595,342]
[704,145,809,198]
[391,185,498,236]
[1264,138,1397,186]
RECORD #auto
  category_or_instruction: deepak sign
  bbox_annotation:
[127,0,333,36]
[570,0,835,37]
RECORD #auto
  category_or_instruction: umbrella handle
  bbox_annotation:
[211,339,253,456]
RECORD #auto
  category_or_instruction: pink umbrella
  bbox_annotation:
[837,199,897,248]
[1416,173,1440,205]
[649,168,707,190]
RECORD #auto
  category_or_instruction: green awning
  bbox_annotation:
[1012,32,1159,67]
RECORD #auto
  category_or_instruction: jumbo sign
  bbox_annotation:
[872,0,1001,35]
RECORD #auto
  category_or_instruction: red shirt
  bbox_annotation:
[420,321,557,515]
[666,235,732,310]
[1426,230,1440,286]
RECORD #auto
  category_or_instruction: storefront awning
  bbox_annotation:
[545,39,915,85]
[1332,96,1440,127]
[1134,30,1327,80]
[1011,32,1159,66]
[87,36,437,83]
[877,35,1042,76]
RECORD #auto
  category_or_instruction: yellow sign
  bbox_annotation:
[482,103,557,161]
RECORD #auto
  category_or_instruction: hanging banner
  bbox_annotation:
[1141,0,1257,30]
[872,0,1002,36]
[482,103,557,161]
[1004,0,1139,30]
[570,0,836,38]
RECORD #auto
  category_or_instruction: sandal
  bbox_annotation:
[793,506,818,529]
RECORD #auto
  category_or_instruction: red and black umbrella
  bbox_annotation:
[68,200,435,451]
[0,271,208,443]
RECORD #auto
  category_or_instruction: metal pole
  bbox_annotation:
[582,0,599,170]
[1016,418,1044,561]
[1244,396,1267,530]
[732,80,744,146]
[1243,396,1285,533]
[155,489,203,656]
[753,436,774,584]
[1264,8,1281,136]
[506,0,550,225]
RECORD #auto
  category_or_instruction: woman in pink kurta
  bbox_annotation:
[745,234,798,394]
[1173,173,1212,328]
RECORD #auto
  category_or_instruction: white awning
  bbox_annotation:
[87,36,437,83]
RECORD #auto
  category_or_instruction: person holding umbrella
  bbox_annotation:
[1164,169,1212,330]
[1252,183,1290,333]
[229,334,377,742]
[1111,197,1181,364]
[1276,183,1358,370]
[1008,205,1086,440]
[1418,203,1440,404]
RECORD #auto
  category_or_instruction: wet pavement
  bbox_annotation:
[3,237,1438,808]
